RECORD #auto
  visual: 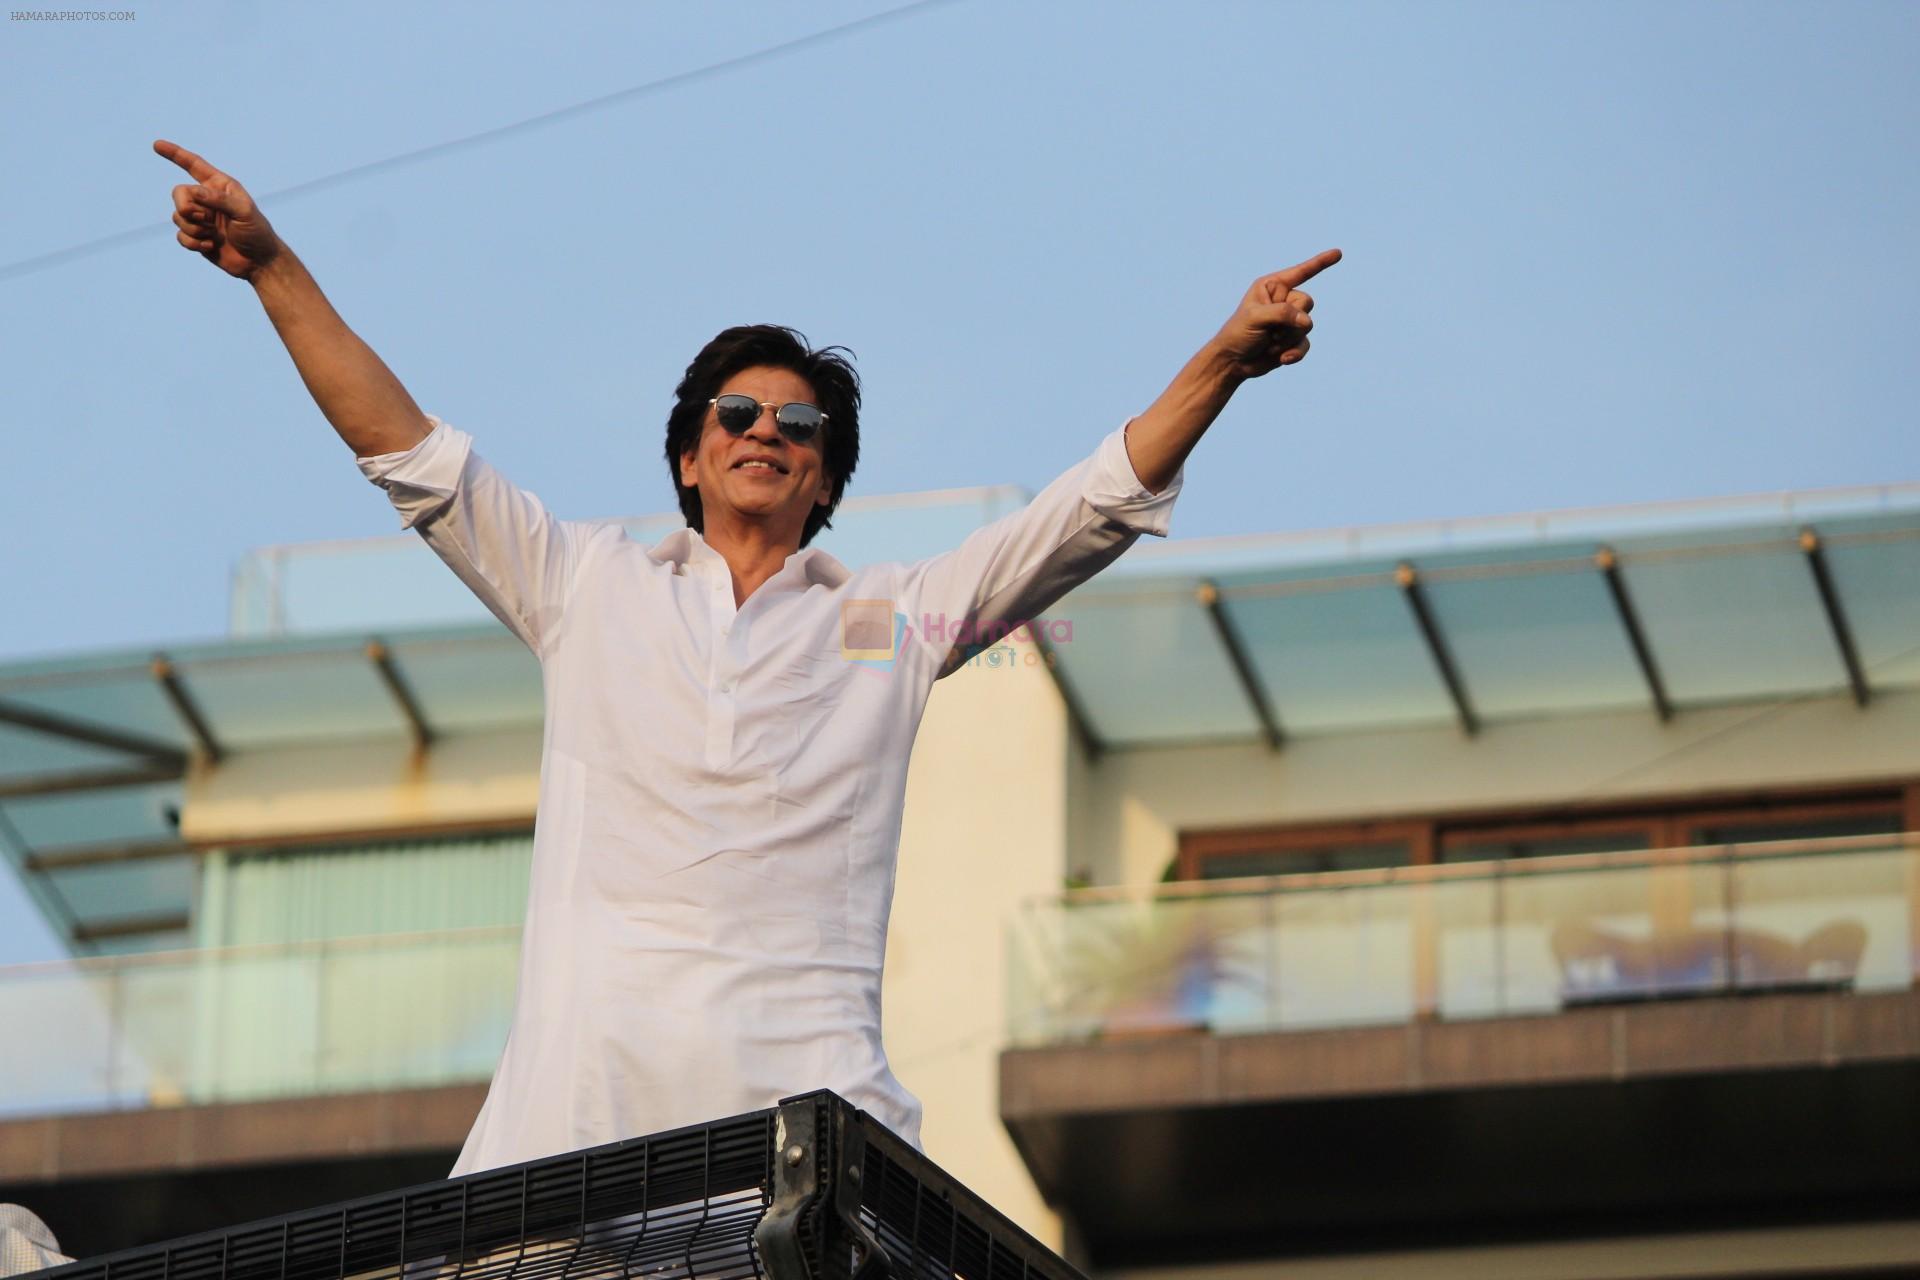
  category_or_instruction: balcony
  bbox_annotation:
[0,925,519,1117]
[999,835,1920,1266]
[0,927,521,1244]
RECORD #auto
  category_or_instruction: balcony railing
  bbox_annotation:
[8,836,1916,1118]
[0,925,519,1118]
[1007,834,1920,1047]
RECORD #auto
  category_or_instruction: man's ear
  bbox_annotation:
[815,473,835,507]
[679,446,700,490]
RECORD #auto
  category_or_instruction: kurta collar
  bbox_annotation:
[646,527,851,591]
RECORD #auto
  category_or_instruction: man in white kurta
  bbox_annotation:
[155,132,1336,1180]
[357,413,1181,1173]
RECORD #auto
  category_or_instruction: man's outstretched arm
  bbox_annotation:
[1122,247,1343,494]
[154,138,429,458]
[154,139,602,658]
[899,250,1344,676]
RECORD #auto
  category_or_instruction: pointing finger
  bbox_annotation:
[153,138,224,184]
[1266,248,1343,291]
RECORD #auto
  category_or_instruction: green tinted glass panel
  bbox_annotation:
[1693,814,1901,846]
[1202,841,1411,878]
[1444,833,1653,863]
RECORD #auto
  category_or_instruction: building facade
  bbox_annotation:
[1,480,1915,1277]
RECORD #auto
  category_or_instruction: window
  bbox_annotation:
[1179,821,1428,880]
[1198,839,1410,879]
[1686,813,1902,847]
[1178,784,1912,880]
[1441,829,1653,864]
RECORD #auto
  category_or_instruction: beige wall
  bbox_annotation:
[884,644,1071,1250]
[1079,685,1920,887]
[182,726,543,844]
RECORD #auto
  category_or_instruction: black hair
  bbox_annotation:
[664,324,861,549]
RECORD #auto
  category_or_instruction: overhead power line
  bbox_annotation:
[0,0,959,285]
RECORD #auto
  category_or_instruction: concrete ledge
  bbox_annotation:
[0,1082,487,1184]
[1001,988,1920,1118]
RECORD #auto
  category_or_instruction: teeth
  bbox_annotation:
[739,461,777,471]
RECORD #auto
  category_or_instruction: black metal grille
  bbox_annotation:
[855,1123,1077,1280]
[21,1092,1084,1280]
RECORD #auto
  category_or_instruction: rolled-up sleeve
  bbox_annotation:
[899,418,1183,675]
[1086,418,1184,535]
[357,414,605,658]
[357,414,472,532]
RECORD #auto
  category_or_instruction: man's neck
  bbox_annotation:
[699,516,805,608]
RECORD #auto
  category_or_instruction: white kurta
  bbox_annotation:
[355,413,1183,1175]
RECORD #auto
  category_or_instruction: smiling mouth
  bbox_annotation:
[733,460,787,474]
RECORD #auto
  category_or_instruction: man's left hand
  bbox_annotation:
[1210,248,1343,379]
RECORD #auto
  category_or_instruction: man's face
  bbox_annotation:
[679,364,835,545]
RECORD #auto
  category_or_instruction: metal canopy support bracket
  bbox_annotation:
[1595,547,1674,722]
[0,698,185,768]
[72,910,191,944]
[1799,527,1871,709]
[0,692,187,802]
[1196,580,1285,751]
[24,836,193,873]
[367,639,437,752]
[1396,562,1479,737]
[151,654,225,765]
[0,761,182,800]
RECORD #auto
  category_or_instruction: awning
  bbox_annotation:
[0,621,537,952]
[1041,484,1920,755]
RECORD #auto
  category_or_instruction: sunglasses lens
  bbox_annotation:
[776,403,823,443]
[714,394,760,433]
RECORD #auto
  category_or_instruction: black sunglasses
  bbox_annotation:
[709,394,827,445]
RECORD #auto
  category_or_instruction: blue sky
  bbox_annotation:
[0,0,1916,962]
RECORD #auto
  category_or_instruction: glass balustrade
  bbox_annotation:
[0,926,519,1116]
[1007,835,1919,1046]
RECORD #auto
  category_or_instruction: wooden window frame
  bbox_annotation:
[1437,816,1660,862]
[1178,820,1434,881]
[1179,778,1918,881]
[1671,797,1910,847]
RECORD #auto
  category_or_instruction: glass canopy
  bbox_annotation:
[1055,486,1920,750]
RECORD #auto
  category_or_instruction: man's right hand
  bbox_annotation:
[154,139,281,279]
